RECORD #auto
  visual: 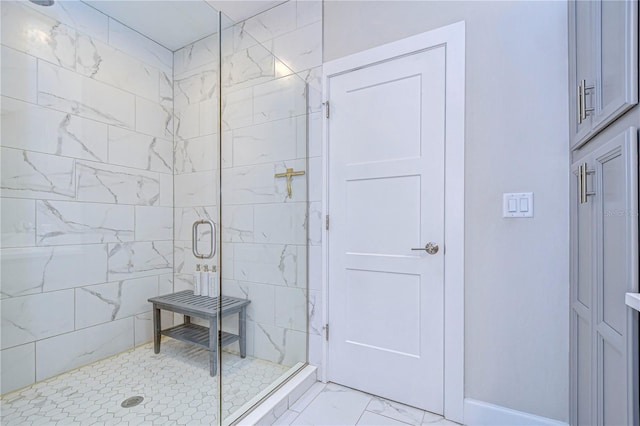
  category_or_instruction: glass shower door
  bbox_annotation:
[218,15,309,424]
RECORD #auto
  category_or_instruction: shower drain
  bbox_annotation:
[121,396,144,408]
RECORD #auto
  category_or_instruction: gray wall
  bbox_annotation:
[324,1,570,422]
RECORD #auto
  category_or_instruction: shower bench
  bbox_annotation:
[148,290,250,376]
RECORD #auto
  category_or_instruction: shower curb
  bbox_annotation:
[236,365,318,425]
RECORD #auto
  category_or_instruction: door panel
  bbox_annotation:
[328,46,445,412]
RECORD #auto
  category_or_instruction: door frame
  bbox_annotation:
[320,21,466,423]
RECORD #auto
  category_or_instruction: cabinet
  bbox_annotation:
[569,0,638,149]
[570,128,639,425]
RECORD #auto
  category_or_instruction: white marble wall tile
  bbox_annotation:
[0,343,35,394]
[221,86,253,131]
[253,75,307,125]
[234,243,299,287]
[254,203,307,245]
[239,2,297,45]
[308,333,323,375]
[107,241,173,280]
[222,244,234,280]
[174,103,200,141]
[1,290,74,349]
[21,0,109,45]
[221,278,248,300]
[0,148,76,201]
[2,97,108,162]
[76,34,160,102]
[307,290,322,336]
[174,171,216,207]
[307,158,321,203]
[1,2,76,70]
[108,19,172,76]
[253,324,306,366]
[174,240,218,276]
[136,96,173,139]
[38,61,136,129]
[233,117,297,167]
[308,201,322,245]
[35,317,133,381]
[174,134,217,174]
[0,244,107,298]
[308,245,321,292]
[296,0,322,27]
[222,159,306,205]
[1,45,37,103]
[134,311,155,346]
[221,205,254,243]
[245,282,275,325]
[135,206,173,241]
[159,173,173,207]
[76,161,159,205]
[75,276,158,329]
[174,273,194,293]
[159,71,173,104]
[300,65,322,92]
[36,200,134,245]
[305,112,322,158]
[174,65,218,109]
[274,286,307,332]
[222,44,275,91]
[297,244,307,288]
[108,126,172,173]
[271,22,322,74]
[1,198,36,248]
[174,33,218,79]
[174,206,216,241]
[222,130,233,168]
[199,98,219,136]
[159,273,173,295]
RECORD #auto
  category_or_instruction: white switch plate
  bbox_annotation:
[503,192,533,218]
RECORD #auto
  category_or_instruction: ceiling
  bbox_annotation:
[83,0,285,51]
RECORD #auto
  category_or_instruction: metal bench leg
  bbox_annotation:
[184,315,191,324]
[239,307,247,358]
[153,305,161,354]
[209,319,218,376]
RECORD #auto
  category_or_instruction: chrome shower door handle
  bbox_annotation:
[411,242,439,255]
[192,219,216,259]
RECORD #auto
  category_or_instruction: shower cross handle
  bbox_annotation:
[192,219,216,259]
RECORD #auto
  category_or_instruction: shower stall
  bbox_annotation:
[0,0,311,424]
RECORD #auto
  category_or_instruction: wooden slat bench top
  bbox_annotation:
[149,290,250,318]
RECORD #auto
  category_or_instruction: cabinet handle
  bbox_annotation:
[578,81,583,124]
[579,162,596,204]
[579,79,595,122]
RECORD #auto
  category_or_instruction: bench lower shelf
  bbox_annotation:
[161,323,240,351]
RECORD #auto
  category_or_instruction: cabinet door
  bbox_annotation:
[569,0,596,147]
[591,0,638,132]
[570,158,596,426]
[591,128,638,426]
[569,0,638,150]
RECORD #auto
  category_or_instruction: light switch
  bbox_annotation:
[503,192,534,218]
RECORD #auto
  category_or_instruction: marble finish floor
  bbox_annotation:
[274,383,460,426]
[0,339,289,425]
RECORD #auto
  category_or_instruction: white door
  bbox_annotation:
[327,46,446,413]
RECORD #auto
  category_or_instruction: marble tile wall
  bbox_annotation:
[171,0,322,369]
[0,1,174,394]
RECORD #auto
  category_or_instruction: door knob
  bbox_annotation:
[411,242,439,255]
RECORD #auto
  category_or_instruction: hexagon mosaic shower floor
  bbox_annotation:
[0,339,289,425]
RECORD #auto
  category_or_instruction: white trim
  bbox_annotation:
[464,399,569,426]
[320,21,466,423]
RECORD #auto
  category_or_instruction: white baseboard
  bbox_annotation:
[464,399,568,426]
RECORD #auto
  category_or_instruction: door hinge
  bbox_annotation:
[325,215,330,230]
[324,324,329,341]
[324,101,330,119]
